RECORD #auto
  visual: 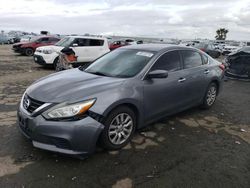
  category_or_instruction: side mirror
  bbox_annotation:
[147,70,168,79]
[72,43,78,47]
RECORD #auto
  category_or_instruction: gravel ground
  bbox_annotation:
[0,45,249,188]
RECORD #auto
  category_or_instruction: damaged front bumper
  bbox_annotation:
[17,107,105,156]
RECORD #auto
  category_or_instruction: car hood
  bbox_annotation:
[14,42,29,46]
[228,50,250,56]
[26,68,125,103]
[36,45,64,52]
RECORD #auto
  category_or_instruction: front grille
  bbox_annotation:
[34,134,71,150]
[23,95,45,114]
[18,116,32,138]
[52,138,71,149]
[13,45,21,49]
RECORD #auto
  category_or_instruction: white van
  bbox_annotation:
[34,36,110,68]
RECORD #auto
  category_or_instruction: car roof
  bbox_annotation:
[36,35,60,39]
[66,36,107,40]
[120,44,195,52]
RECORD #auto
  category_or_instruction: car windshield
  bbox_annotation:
[29,36,41,42]
[84,49,155,78]
[55,37,75,47]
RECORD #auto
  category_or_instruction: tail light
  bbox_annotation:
[219,64,225,71]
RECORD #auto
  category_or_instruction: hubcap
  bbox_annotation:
[26,49,33,56]
[108,113,133,145]
[206,86,217,106]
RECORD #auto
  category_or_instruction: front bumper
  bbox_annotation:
[33,55,47,65]
[12,46,24,54]
[34,52,57,65]
[17,107,104,156]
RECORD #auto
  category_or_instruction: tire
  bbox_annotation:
[100,106,136,150]
[53,57,59,70]
[201,82,218,109]
[25,48,34,56]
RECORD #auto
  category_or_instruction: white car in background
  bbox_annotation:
[222,45,241,55]
[34,36,110,68]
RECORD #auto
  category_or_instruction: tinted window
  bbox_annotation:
[182,51,203,69]
[49,37,60,42]
[89,39,104,46]
[151,51,181,72]
[74,38,89,46]
[40,38,49,43]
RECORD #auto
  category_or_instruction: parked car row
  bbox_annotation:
[12,35,60,56]
[109,39,143,50]
[180,40,244,58]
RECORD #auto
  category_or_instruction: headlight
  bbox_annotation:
[44,99,96,119]
[43,49,53,54]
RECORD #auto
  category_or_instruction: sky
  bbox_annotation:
[1,0,250,40]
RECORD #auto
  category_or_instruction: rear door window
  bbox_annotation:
[181,50,203,69]
[151,51,181,72]
[49,37,60,42]
[74,38,89,46]
[89,39,104,46]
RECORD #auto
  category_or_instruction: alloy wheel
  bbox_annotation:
[108,113,133,145]
[206,86,217,106]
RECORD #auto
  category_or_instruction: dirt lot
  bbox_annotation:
[0,45,249,188]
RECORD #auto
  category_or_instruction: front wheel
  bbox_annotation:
[53,57,60,71]
[100,106,136,150]
[201,83,217,109]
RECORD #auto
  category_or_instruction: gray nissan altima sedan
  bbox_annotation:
[17,44,224,157]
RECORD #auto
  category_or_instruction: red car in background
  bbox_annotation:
[12,35,60,56]
[109,41,127,50]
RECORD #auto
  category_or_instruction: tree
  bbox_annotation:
[215,28,229,40]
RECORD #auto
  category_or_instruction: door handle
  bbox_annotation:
[178,78,186,83]
[204,70,210,74]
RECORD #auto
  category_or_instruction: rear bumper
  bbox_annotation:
[17,107,104,156]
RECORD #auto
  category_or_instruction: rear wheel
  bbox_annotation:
[25,48,34,56]
[201,82,217,109]
[100,106,136,150]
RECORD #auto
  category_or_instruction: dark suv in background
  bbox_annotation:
[12,35,60,56]
[193,42,221,58]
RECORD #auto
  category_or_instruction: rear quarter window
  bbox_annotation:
[182,50,203,69]
[202,54,209,64]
